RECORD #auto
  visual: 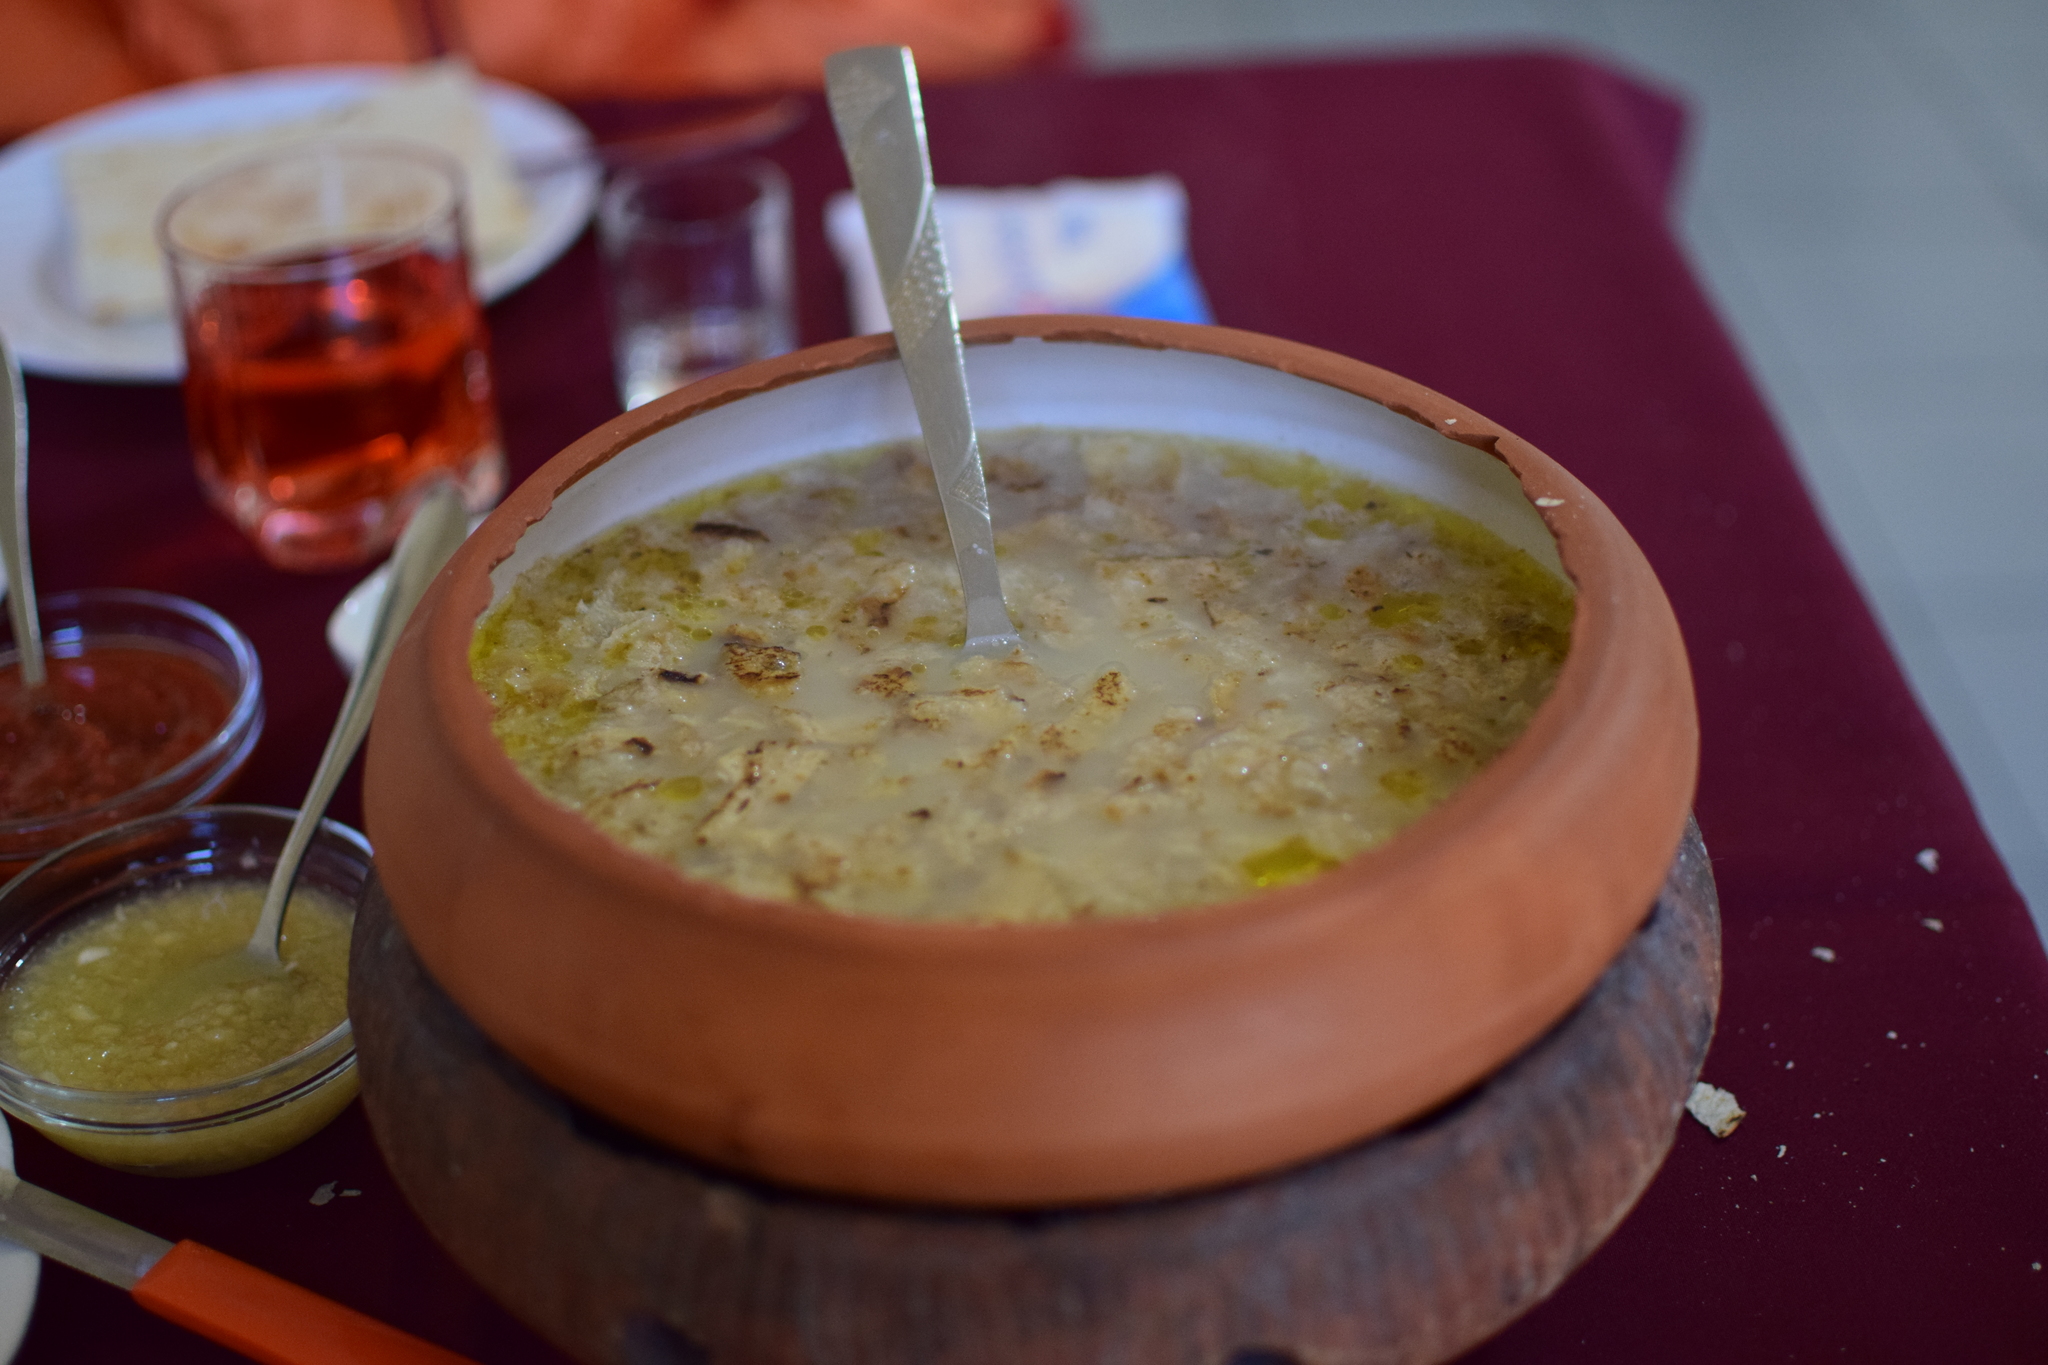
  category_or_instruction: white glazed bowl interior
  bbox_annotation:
[489,337,1564,601]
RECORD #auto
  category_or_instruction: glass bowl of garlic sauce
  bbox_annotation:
[0,806,365,1176]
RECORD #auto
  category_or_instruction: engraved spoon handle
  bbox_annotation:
[244,485,469,967]
[824,46,1021,654]
[0,332,42,688]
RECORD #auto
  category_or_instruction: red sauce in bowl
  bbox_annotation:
[0,648,232,822]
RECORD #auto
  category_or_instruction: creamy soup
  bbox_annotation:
[471,429,1572,922]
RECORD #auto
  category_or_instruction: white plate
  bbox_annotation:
[0,1120,43,1363]
[327,514,485,673]
[327,557,392,675]
[0,65,600,382]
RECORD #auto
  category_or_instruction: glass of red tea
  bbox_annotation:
[158,140,504,571]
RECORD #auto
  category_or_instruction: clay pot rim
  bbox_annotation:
[424,315,1626,960]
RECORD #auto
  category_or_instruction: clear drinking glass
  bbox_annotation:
[158,139,505,572]
[598,157,796,411]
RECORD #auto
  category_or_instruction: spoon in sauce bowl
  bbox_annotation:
[145,485,469,1012]
[1,332,44,689]
[825,46,1023,657]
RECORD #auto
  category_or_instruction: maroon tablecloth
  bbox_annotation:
[15,51,2048,1363]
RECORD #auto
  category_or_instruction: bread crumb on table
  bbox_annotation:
[1916,847,1939,873]
[1687,1082,1746,1139]
[1811,945,1836,963]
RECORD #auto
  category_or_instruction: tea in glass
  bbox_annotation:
[160,140,503,571]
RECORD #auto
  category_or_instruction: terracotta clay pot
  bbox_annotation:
[364,317,1698,1208]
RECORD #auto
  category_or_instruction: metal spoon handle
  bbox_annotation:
[247,486,470,964]
[0,334,43,689]
[825,46,1020,654]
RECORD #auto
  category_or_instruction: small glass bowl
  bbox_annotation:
[0,589,265,878]
[0,806,366,1176]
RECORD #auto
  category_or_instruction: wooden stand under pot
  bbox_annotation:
[350,822,1717,1365]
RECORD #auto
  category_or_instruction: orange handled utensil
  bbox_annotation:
[0,1169,473,1364]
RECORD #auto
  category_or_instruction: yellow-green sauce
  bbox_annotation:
[0,880,352,1092]
[472,429,1574,923]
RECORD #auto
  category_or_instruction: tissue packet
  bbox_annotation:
[826,174,1210,334]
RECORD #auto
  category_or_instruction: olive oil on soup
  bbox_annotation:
[471,430,1572,922]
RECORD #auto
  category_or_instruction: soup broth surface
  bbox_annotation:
[472,429,1572,922]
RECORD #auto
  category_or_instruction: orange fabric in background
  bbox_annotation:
[0,0,1068,136]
